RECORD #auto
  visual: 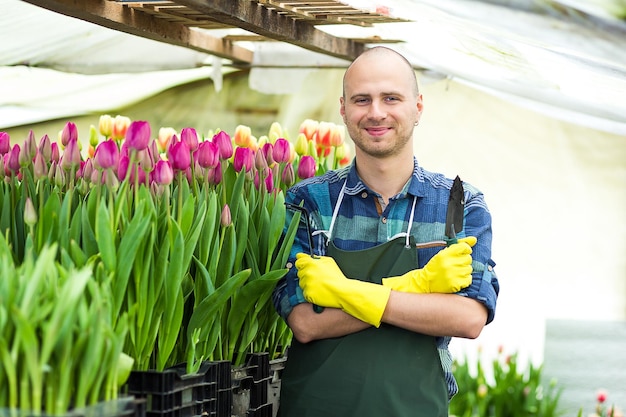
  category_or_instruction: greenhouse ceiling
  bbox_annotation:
[2,0,626,135]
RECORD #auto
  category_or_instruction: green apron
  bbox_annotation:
[278,197,448,417]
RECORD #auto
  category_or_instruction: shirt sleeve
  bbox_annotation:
[271,192,315,322]
[456,188,500,324]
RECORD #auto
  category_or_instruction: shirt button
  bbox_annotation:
[361,192,368,198]
[381,217,387,224]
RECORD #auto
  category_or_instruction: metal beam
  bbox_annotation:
[20,0,254,63]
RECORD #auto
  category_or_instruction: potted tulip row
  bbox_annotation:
[0,116,350,416]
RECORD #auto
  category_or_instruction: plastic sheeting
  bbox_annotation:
[1,0,626,135]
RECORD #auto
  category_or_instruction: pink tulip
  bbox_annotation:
[282,162,295,187]
[233,147,253,173]
[50,142,60,163]
[213,131,233,160]
[0,132,10,155]
[38,134,51,161]
[255,147,269,171]
[195,141,219,169]
[297,155,316,180]
[152,160,174,185]
[7,144,21,174]
[94,139,120,169]
[168,141,191,172]
[221,204,232,227]
[118,155,130,181]
[180,127,199,152]
[81,158,94,182]
[60,138,82,170]
[125,121,151,151]
[33,150,48,180]
[273,138,291,163]
[264,169,274,193]
[60,122,78,147]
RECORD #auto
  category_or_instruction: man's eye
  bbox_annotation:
[385,96,399,102]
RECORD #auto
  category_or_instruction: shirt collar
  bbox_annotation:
[344,157,427,198]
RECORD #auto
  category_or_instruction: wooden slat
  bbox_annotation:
[22,0,409,64]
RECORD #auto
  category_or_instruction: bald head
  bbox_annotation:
[343,47,419,99]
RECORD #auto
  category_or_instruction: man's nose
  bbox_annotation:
[367,100,387,120]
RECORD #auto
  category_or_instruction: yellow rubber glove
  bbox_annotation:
[382,237,477,294]
[295,253,391,328]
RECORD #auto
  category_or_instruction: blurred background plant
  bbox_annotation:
[577,390,624,417]
[449,347,563,417]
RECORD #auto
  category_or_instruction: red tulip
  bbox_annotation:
[125,121,151,151]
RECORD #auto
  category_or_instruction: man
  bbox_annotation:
[272,46,499,417]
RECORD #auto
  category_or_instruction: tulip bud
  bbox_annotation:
[196,141,219,169]
[152,159,174,185]
[60,122,78,147]
[294,133,308,156]
[50,142,60,163]
[329,123,345,147]
[81,158,94,182]
[220,204,232,227]
[233,147,253,173]
[0,132,10,155]
[180,127,199,152]
[24,197,37,227]
[125,121,151,151]
[7,144,21,174]
[89,124,99,147]
[268,122,284,143]
[99,115,113,138]
[60,138,82,171]
[213,130,233,160]
[234,125,253,148]
[168,141,191,172]
[299,119,319,141]
[23,130,37,161]
[33,150,48,181]
[94,139,120,170]
[255,147,269,171]
[157,127,177,154]
[281,162,295,187]
[297,155,316,180]
[273,138,291,163]
[112,115,131,141]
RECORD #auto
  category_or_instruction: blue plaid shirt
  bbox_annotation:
[272,158,499,399]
